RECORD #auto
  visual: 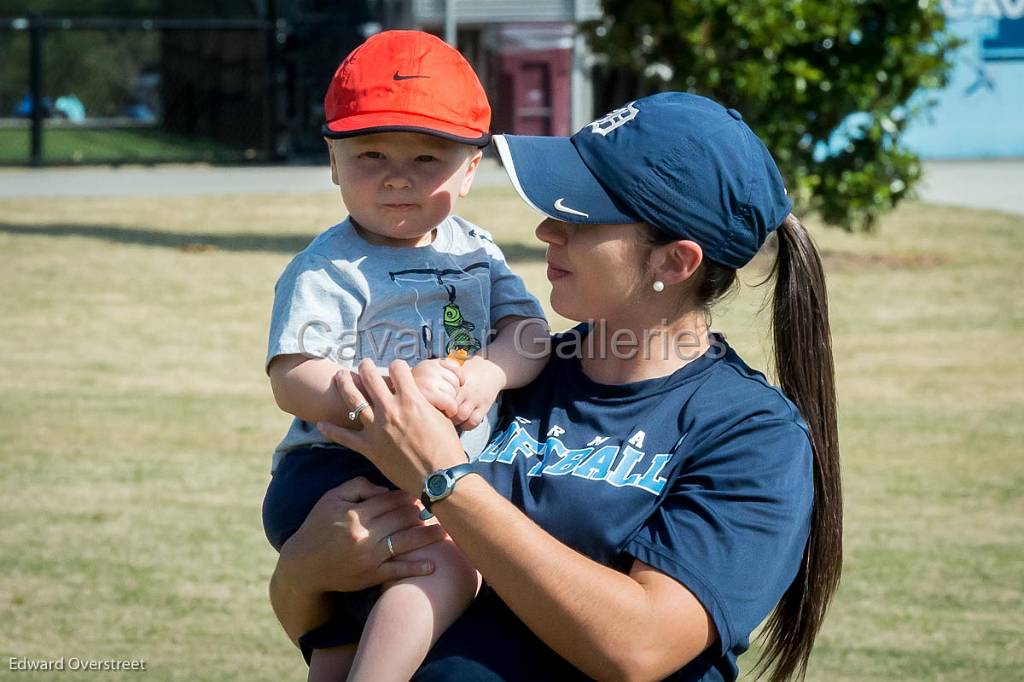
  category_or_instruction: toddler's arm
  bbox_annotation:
[269,354,362,427]
[266,248,369,427]
[410,358,462,419]
[454,315,549,428]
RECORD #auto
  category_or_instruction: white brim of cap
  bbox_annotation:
[494,134,638,225]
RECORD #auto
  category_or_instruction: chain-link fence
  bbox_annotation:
[0,15,280,165]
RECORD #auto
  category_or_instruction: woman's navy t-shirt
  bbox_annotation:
[452,326,814,681]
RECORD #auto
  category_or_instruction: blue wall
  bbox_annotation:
[904,0,1024,158]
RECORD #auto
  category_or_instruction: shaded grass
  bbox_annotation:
[0,186,1021,680]
[0,127,250,164]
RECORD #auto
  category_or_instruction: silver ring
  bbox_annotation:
[347,401,370,422]
[385,534,396,558]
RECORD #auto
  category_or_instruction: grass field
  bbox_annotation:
[0,127,250,164]
[0,185,1021,680]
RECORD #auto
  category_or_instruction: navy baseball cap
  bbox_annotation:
[494,92,792,269]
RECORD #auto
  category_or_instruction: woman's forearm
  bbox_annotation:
[433,476,713,681]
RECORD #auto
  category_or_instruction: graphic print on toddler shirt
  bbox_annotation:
[388,263,486,359]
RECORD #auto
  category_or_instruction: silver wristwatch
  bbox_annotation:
[419,462,476,519]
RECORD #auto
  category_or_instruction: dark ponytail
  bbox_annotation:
[645,216,842,680]
[754,214,843,682]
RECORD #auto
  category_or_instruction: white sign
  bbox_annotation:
[942,0,1024,20]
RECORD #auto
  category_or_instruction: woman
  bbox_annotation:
[270,92,842,681]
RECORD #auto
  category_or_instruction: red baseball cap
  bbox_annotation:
[322,30,491,146]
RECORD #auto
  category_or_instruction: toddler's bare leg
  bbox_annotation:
[308,644,357,682]
[347,537,480,682]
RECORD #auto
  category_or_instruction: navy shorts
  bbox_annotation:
[265,447,588,678]
[262,445,396,649]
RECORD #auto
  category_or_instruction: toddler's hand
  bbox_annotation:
[453,360,505,430]
[411,358,463,419]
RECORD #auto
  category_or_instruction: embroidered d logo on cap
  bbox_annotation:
[323,30,491,146]
[495,92,792,269]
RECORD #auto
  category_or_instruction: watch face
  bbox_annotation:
[426,473,449,498]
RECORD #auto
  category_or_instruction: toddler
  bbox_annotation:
[261,30,549,681]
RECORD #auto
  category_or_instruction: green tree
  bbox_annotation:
[588,0,960,230]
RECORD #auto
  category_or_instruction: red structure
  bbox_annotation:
[492,25,573,136]
[495,47,571,136]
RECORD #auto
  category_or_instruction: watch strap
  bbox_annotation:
[419,461,476,518]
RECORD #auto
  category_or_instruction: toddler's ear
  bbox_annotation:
[459,149,484,197]
[325,138,341,186]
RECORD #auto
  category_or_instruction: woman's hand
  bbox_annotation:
[269,475,447,645]
[275,476,446,595]
[317,358,468,495]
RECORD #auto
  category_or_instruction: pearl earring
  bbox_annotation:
[653,280,665,292]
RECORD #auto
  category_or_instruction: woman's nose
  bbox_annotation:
[535,218,568,245]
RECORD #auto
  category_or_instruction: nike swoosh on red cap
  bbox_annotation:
[393,71,431,80]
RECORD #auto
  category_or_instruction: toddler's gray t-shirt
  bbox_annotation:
[267,215,546,472]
